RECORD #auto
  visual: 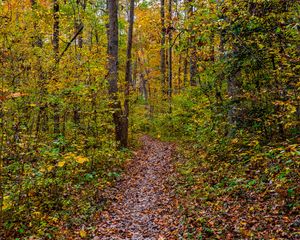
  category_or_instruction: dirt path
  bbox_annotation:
[93,136,180,239]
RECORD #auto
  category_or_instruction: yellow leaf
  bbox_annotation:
[79,229,87,238]
[57,161,65,167]
[47,165,54,171]
[64,153,76,159]
[75,156,89,164]
[50,217,59,223]
[33,211,42,217]
[258,43,264,49]
[2,196,11,210]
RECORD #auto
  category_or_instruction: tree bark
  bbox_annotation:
[53,0,60,65]
[31,0,47,137]
[168,0,173,112]
[107,0,127,148]
[53,0,60,135]
[0,82,3,230]
[140,71,148,102]
[175,0,181,92]
[73,0,86,127]
[160,0,166,95]
[183,49,188,87]
[123,0,135,147]
[178,50,182,92]
[187,0,198,86]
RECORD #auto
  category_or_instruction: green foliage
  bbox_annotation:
[144,84,299,238]
[1,131,128,238]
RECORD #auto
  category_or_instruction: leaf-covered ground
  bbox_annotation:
[176,143,300,239]
[89,135,180,239]
[60,134,298,240]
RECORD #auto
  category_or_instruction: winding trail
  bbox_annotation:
[94,136,180,239]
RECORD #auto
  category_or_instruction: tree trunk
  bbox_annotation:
[76,0,86,49]
[140,72,148,102]
[183,50,188,87]
[31,0,47,137]
[228,68,241,130]
[178,51,182,92]
[53,0,59,65]
[53,0,60,135]
[123,0,135,147]
[160,0,166,95]
[175,0,181,92]
[107,0,127,148]
[132,59,137,90]
[73,0,86,127]
[168,0,173,112]
[0,89,3,230]
[125,0,134,90]
[187,0,198,86]
[227,45,242,136]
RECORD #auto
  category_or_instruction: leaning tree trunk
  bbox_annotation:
[107,0,127,148]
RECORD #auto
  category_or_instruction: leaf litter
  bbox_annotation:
[92,135,180,239]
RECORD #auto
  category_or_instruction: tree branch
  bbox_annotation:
[58,23,84,62]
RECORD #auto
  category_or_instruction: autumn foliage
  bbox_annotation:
[0,0,299,239]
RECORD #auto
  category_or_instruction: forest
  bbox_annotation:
[0,0,299,239]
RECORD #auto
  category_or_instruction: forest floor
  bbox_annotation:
[89,135,180,239]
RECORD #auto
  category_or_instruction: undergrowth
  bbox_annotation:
[1,133,130,239]
[134,88,300,239]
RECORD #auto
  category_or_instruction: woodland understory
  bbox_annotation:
[0,0,299,239]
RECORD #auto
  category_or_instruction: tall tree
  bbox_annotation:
[73,0,86,127]
[167,0,173,111]
[0,80,3,234]
[186,0,198,86]
[160,0,166,95]
[53,0,60,134]
[53,0,60,64]
[107,0,127,148]
[123,0,135,147]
